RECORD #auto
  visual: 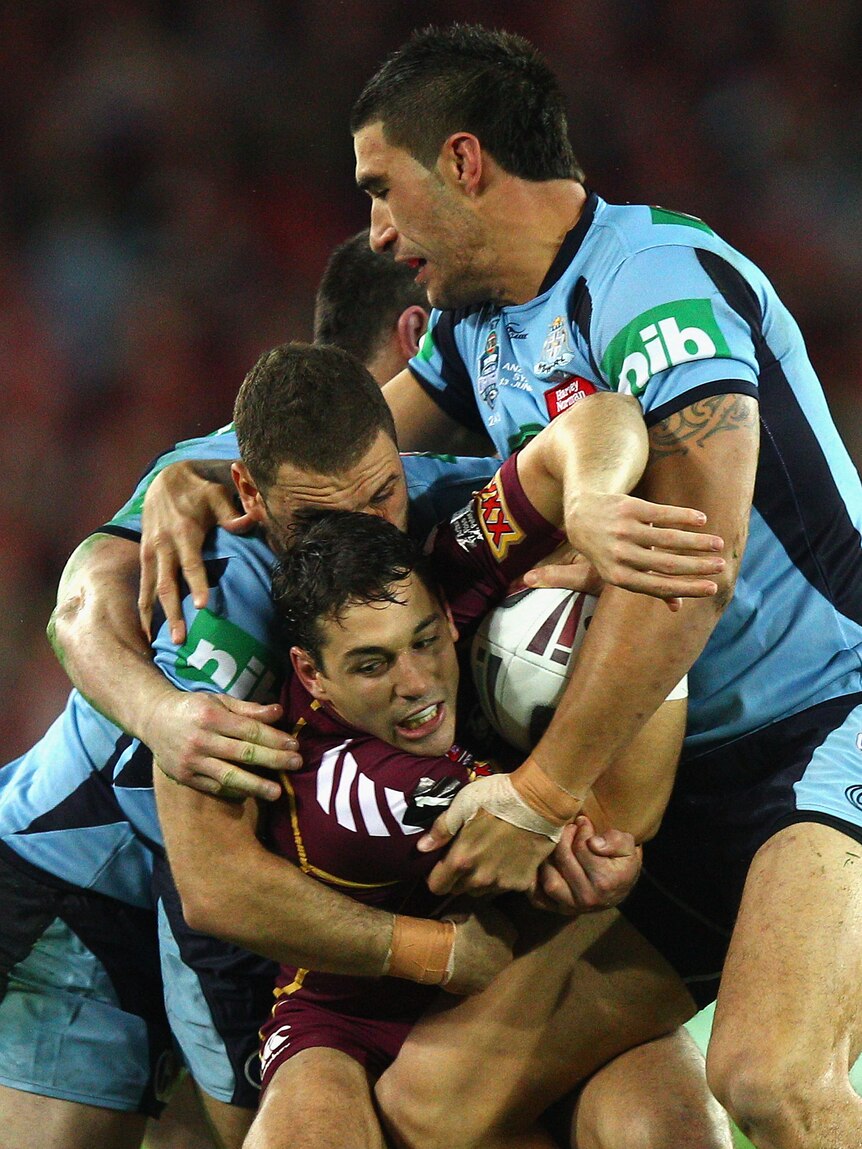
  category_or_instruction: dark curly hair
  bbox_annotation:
[271,509,442,669]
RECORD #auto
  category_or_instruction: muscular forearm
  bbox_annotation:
[49,533,176,737]
[155,771,393,974]
[534,572,718,798]
[531,393,758,799]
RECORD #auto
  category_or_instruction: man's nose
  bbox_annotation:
[370,200,397,253]
[393,653,430,698]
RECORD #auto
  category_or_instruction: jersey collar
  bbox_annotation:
[535,190,599,297]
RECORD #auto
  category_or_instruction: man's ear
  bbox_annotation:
[396,305,429,361]
[443,599,459,644]
[290,646,328,700]
[439,132,484,195]
[231,461,267,524]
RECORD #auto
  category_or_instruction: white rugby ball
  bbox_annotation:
[470,587,598,754]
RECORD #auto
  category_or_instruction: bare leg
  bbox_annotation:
[145,1075,219,1149]
[570,1027,732,1149]
[376,908,703,1149]
[194,1092,255,1149]
[0,1085,146,1149]
[707,822,862,1149]
[243,1048,386,1149]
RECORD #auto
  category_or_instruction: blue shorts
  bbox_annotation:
[154,855,279,1108]
[0,845,177,1116]
[623,693,862,1008]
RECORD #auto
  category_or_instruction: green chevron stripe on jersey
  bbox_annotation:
[650,206,714,234]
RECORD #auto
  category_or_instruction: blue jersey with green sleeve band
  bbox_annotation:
[408,193,862,753]
[0,431,496,903]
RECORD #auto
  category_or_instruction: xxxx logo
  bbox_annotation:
[476,480,523,560]
[845,785,862,812]
[602,299,731,396]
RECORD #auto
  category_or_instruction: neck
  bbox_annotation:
[487,178,588,305]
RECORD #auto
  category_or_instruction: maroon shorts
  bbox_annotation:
[258,997,416,1094]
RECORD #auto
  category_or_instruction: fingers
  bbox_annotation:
[425,814,550,899]
[416,812,456,855]
[523,559,604,594]
[173,763,283,802]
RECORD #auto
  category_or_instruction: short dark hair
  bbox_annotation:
[313,230,427,367]
[233,343,397,492]
[272,510,442,668]
[350,23,583,183]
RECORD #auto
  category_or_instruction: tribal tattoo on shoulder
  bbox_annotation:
[649,394,758,460]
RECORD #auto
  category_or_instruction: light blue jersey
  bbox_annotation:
[0,429,496,902]
[409,193,862,753]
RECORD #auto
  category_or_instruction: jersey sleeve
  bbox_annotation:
[429,453,564,634]
[100,424,240,539]
[403,452,497,539]
[149,530,284,704]
[591,246,760,425]
[408,309,488,434]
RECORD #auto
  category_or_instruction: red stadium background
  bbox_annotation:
[1,0,861,759]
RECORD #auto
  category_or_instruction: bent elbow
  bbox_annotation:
[174,881,230,940]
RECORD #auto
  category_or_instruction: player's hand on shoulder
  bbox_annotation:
[142,689,302,802]
[139,460,253,645]
[541,490,726,607]
[443,904,517,995]
[533,817,642,915]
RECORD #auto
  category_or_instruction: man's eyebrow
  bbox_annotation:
[342,612,441,661]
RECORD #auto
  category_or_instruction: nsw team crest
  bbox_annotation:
[535,315,575,378]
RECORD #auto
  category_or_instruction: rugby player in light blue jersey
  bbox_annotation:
[350,23,862,1149]
[0,344,513,1149]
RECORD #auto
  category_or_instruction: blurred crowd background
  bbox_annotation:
[2,0,861,758]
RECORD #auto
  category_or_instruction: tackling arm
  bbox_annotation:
[383,368,493,455]
[154,768,514,994]
[423,392,759,896]
[49,531,299,802]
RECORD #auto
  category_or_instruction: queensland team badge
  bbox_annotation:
[476,478,523,560]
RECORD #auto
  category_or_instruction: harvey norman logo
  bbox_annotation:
[601,299,731,396]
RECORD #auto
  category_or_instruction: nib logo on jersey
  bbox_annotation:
[175,610,281,702]
[602,299,731,396]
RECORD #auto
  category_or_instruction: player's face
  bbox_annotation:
[354,122,499,310]
[301,574,460,758]
[256,430,410,551]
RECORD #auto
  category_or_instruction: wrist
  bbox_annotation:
[510,756,584,828]
[382,915,457,986]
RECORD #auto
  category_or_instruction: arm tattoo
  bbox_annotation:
[649,394,758,460]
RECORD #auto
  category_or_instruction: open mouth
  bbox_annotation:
[396,702,444,739]
[406,257,427,281]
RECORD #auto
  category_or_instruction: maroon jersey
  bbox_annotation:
[265,452,562,1019]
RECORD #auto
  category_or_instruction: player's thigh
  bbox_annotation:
[246,1047,386,1149]
[377,906,696,1147]
[566,1027,732,1149]
[0,856,177,1123]
[145,1074,219,1149]
[0,1084,146,1149]
[709,819,862,1083]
